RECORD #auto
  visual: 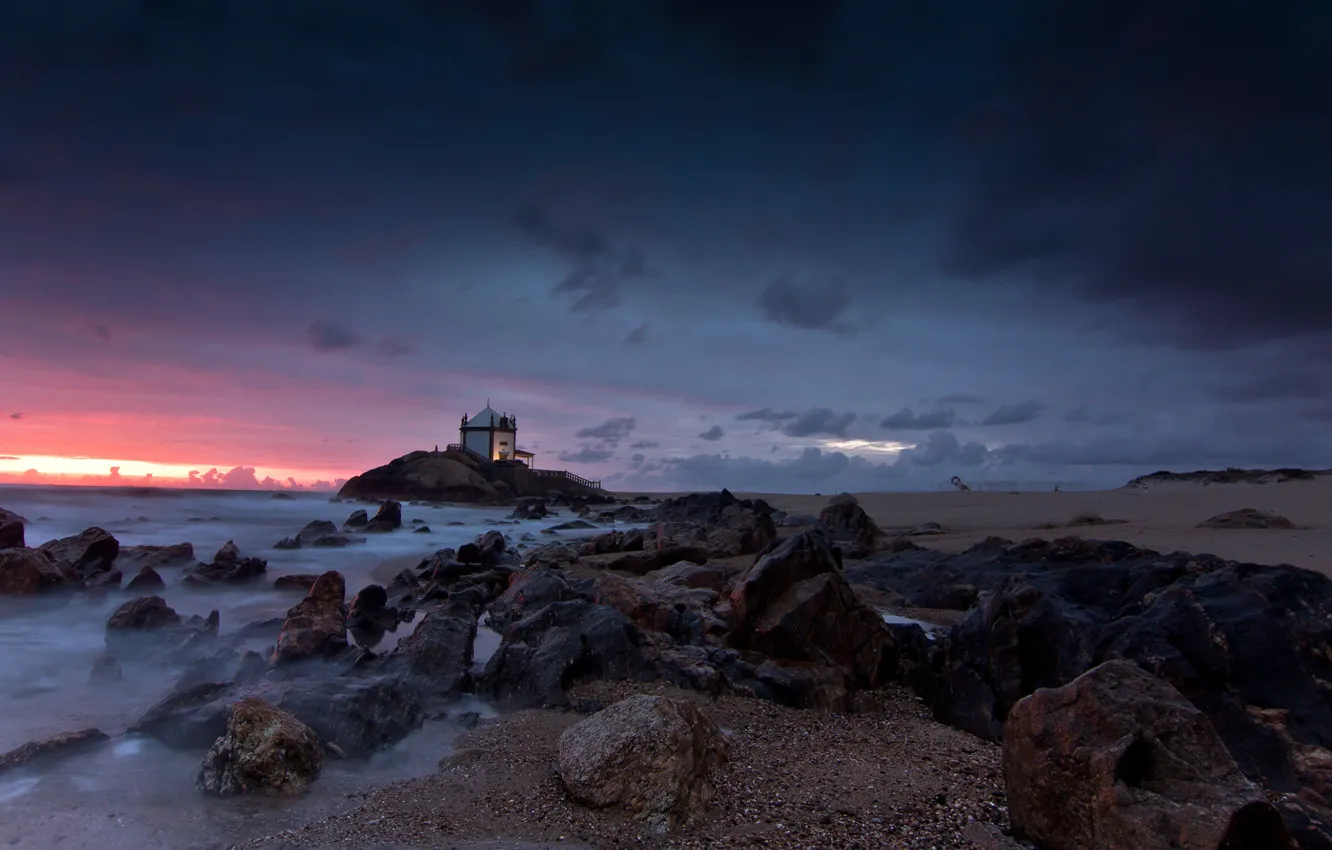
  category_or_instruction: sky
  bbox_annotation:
[1,0,1330,493]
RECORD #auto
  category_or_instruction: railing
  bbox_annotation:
[445,443,491,466]
[528,468,603,490]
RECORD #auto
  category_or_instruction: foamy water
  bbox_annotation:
[0,485,557,849]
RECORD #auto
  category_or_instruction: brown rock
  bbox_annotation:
[125,566,165,591]
[272,571,347,664]
[1004,659,1295,850]
[0,547,69,595]
[557,694,728,830]
[605,546,710,577]
[593,574,722,637]
[197,698,323,797]
[0,728,109,775]
[39,527,119,576]
[705,504,777,558]
[817,497,883,556]
[273,574,320,591]
[116,542,195,570]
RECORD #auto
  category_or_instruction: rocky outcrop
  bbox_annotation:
[272,571,347,665]
[39,527,119,577]
[125,566,165,591]
[364,500,403,533]
[1004,660,1294,850]
[338,451,500,503]
[346,584,406,647]
[395,604,477,696]
[117,542,195,571]
[557,695,729,832]
[197,698,323,797]
[0,547,69,595]
[510,497,549,520]
[105,596,219,659]
[1199,508,1297,529]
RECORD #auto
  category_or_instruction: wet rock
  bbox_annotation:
[413,525,431,534]
[0,507,25,548]
[475,529,512,567]
[273,574,320,591]
[605,546,711,577]
[0,547,70,595]
[486,567,591,632]
[198,698,323,797]
[1199,508,1297,530]
[651,562,731,593]
[0,728,109,775]
[125,565,166,592]
[273,537,301,550]
[117,542,195,570]
[272,571,347,664]
[105,595,219,659]
[729,531,890,693]
[297,520,338,543]
[312,533,365,548]
[593,573,724,644]
[1004,659,1294,850]
[38,527,119,577]
[343,508,369,529]
[184,542,267,586]
[395,605,477,695]
[132,676,423,757]
[364,500,403,533]
[557,695,728,831]
[705,504,777,558]
[654,489,773,526]
[510,498,550,520]
[347,584,399,647]
[546,520,597,533]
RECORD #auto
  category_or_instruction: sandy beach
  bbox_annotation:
[237,473,1332,849]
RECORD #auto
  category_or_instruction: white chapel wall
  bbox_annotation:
[463,430,491,457]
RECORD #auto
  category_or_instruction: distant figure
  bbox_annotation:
[1053,484,1060,492]
[951,475,971,492]
[434,444,439,452]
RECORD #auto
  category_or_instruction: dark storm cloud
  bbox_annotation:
[558,445,615,463]
[1207,368,1332,404]
[306,320,362,352]
[576,417,636,440]
[881,407,956,430]
[982,400,1046,427]
[938,1,1332,348]
[895,431,989,467]
[629,440,659,449]
[698,425,725,442]
[756,277,855,336]
[623,324,648,345]
[781,408,857,438]
[8,413,22,420]
[736,409,798,424]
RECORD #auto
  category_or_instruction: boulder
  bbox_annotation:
[0,507,25,548]
[705,504,777,558]
[395,605,477,695]
[593,574,724,645]
[346,584,400,647]
[343,509,369,529]
[1004,660,1294,850]
[1199,508,1297,530]
[0,547,69,595]
[297,520,339,543]
[39,527,119,577]
[654,489,772,526]
[364,500,403,533]
[728,531,890,692]
[510,498,550,520]
[105,596,219,658]
[273,574,320,591]
[557,695,728,831]
[311,533,364,548]
[184,543,266,586]
[475,529,512,566]
[272,571,347,665]
[337,452,501,503]
[125,566,166,591]
[604,546,710,577]
[817,496,883,557]
[197,698,323,797]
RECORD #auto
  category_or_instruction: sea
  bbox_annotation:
[0,484,567,849]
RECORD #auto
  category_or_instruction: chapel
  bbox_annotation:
[459,402,536,466]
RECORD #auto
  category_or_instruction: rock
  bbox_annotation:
[274,536,301,550]
[270,492,295,500]
[456,542,483,564]
[338,452,501,503]
[605,546,711,577]
[273,574,320,591]
[395,606,477,695]
[778,513,819,528]
[132,676,423,757]
[364,500,403,533]
[0,507,25,548]
[90,653,122,683]
[343,509,369,529]
[651,562,731,593]
[0,729,109,775]
[311,533,364,547]
[0,547,70,595]
[197,698,323,797]
[729,532,890,695]
[1004,660,1294,850]
[272,571,347,664]
[546,520,597,533]
[105,595,219,659]
[184,544,267,586]
[482,599,647,708]
[413,525,431,534]
[125,565,166,591]
[510,498,550,520]
[817,498,883,557]
[486,567,590,632]
[593,574,724,644]
[117,543,195,570]
[557,695,728,830]
[38,527,119,577]
[1199,508,1297,529]
[475,529,511,566]
[705,504,777,558]
[346,584,399,647]
[654,489,773,526]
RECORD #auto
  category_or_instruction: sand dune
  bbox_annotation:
[623,475,1332,572]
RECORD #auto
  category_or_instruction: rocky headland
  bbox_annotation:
[1,487,1328,848]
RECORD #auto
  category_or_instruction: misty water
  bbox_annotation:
[0,485,559,849]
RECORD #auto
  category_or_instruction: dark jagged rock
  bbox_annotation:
[274,537,301,550]
[894,540,1332,844]
[0,507,25,548]
[1004,660,1294,850]
[39,527,119,577]
[456,542,483,564]
[347,584,400,647]
[298,519,338,543]
[131,676,422,757]
[272,571,347,665]
[510,498,550,520]
[486,566,593,633]
[105,595,219,659]
[364,500,403,533]
[653,489,773,526]
[604,546,711,577]
[817,494,883,558]
[184,542,267,586]
[395,604,477,696]
[343,509,369,529]
[0,548,69,595]
[475,529,513,566]
[273,574,320,591]
[705,505,777,558]
[312,533,365,548]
